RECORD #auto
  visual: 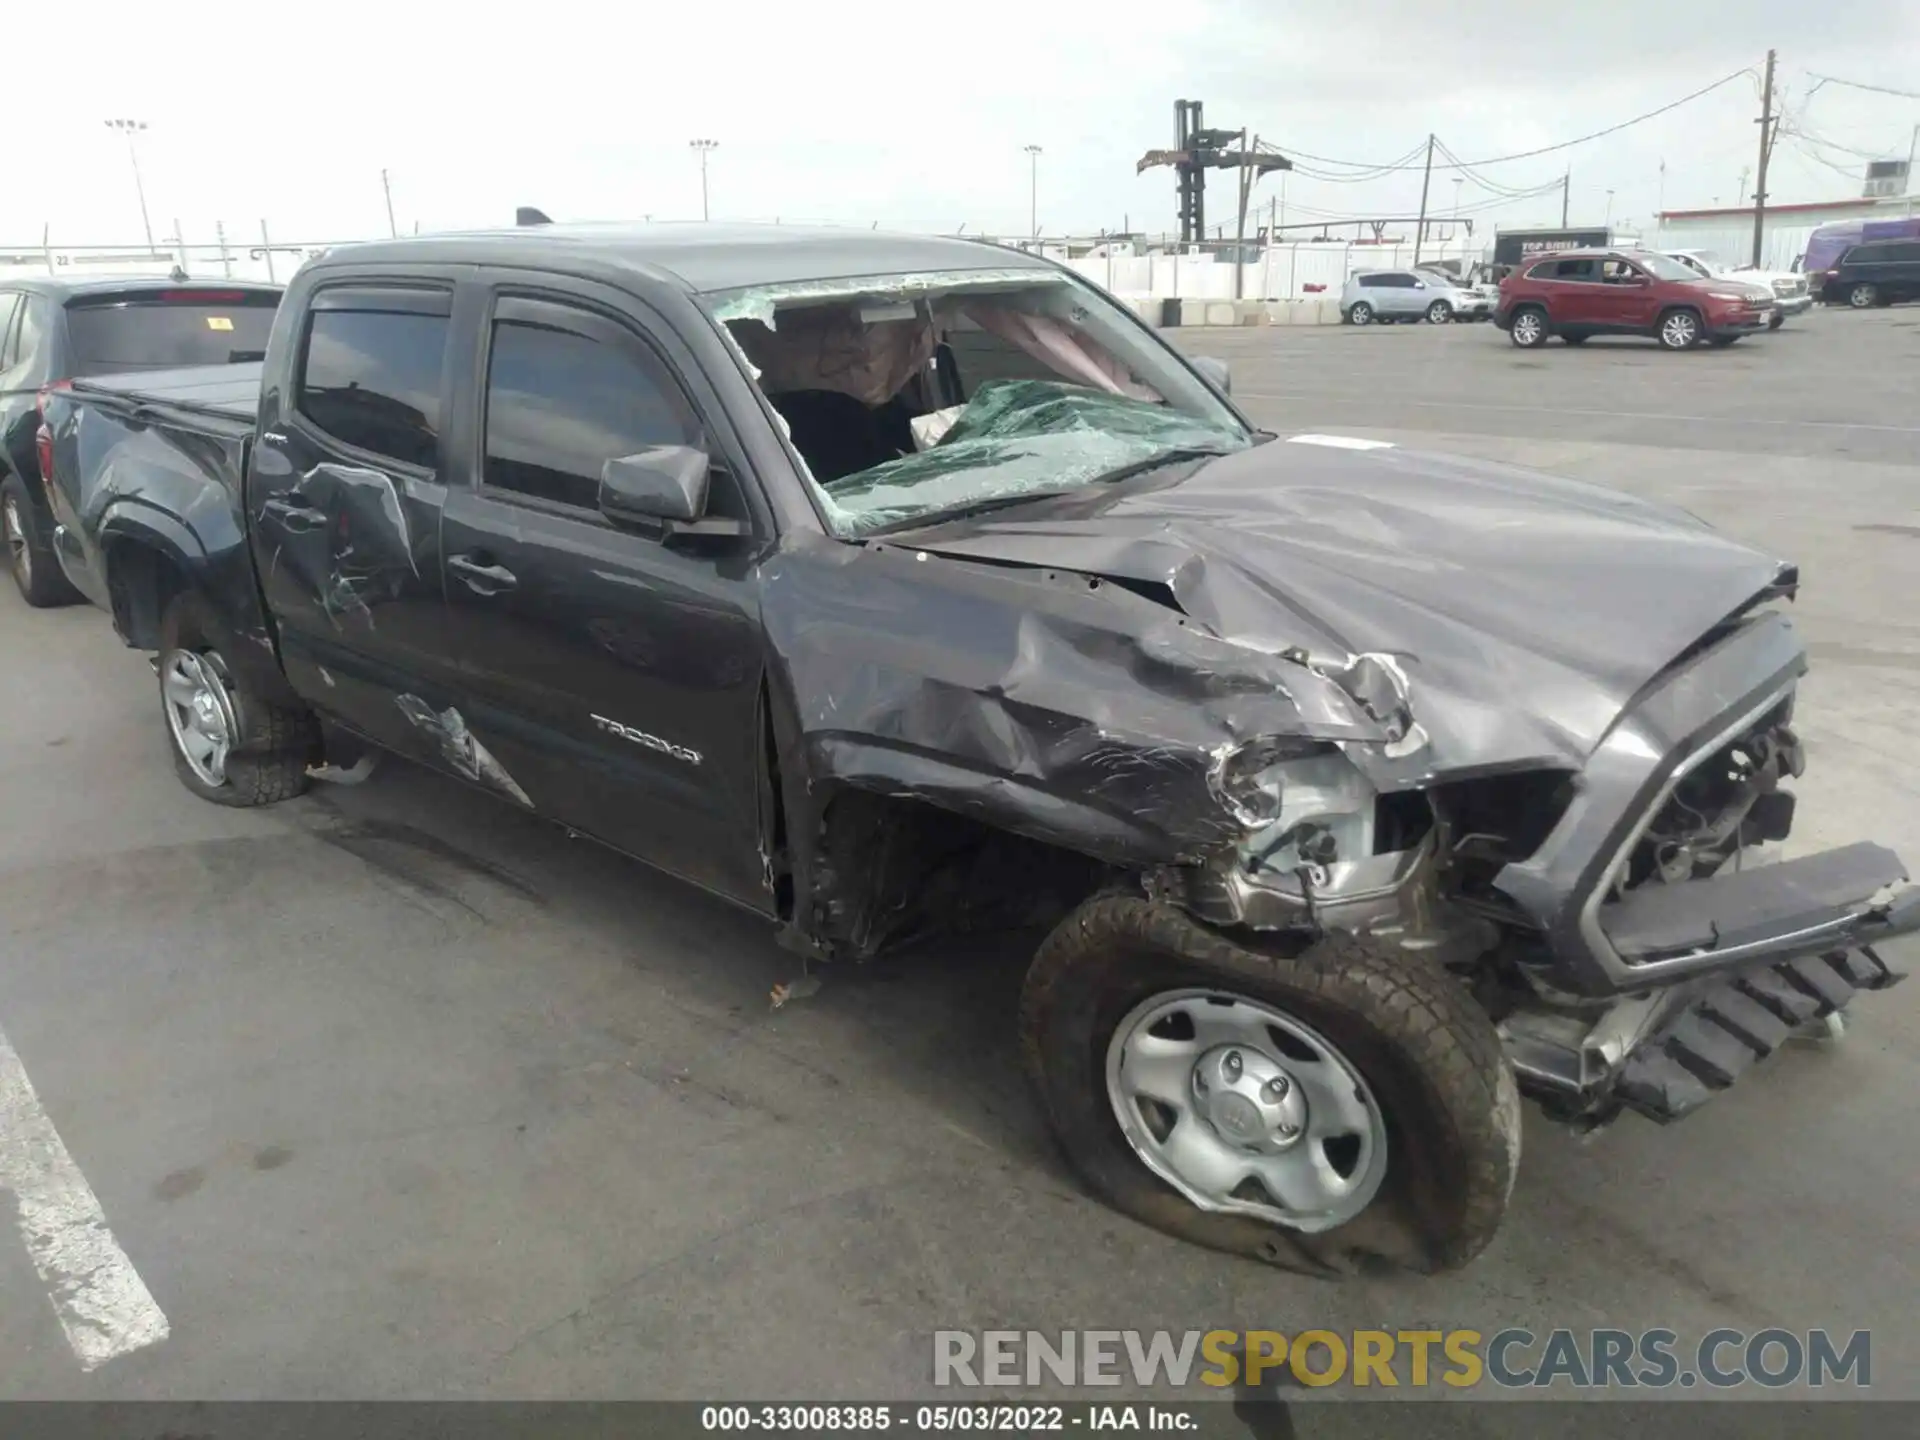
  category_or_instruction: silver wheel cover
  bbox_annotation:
[161,649,239,787]
[1106,989,1388,1234]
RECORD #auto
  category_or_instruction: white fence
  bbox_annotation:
[1061,239,1482,303]
[4,226,1488,302]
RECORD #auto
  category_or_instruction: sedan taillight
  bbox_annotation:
[34,380,70,496]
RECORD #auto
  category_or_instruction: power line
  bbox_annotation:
[1806,74,1920,102]
[1447,69,1756,165]
[1253,69,1754,175]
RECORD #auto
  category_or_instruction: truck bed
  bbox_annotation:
[69,362,263,435]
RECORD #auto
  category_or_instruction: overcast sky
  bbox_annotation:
[7,0,1916,250]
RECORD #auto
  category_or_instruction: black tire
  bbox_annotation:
[1426,300,1452,324]
[1848,283,1878,309]
[1507,305,1549,348]
[1707,335,1741,348]
[1656,307,1702,350]
[2,475,82,608]
[1020,895,1520,1276]
[157,590,315,807]
[1347,301,1374,326]
[1767,312,1785,331]
[1561,333,1590,345]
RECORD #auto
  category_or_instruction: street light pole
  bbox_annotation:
[689,139,719,221]
[1023,145,1043,239]
[105,119,155,251]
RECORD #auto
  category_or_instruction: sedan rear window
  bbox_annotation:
[63,291,281,375]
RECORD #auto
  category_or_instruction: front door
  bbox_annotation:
[1592,256,1661,332]
[249,280,464,760]
[437,283,768,906]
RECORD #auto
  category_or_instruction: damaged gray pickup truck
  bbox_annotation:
[40,225,1916,1276]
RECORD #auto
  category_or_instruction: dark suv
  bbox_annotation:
[1495,248,1775,351]
[0,276,281,606]
[1821,239,1920,309]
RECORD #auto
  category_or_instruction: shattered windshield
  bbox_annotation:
[703,268,1250,537]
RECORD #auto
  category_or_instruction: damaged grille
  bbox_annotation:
[1616,694,1800,898]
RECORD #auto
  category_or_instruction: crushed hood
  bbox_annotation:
[890,438,1795,777]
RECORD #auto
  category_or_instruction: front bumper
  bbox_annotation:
[1771,293,1813,317]
[1615,940,1908,1120]
[1708,305,1774,334]
[1505,923,1911,1124]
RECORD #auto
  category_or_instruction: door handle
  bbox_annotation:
[262,495,327,533]
[448,553,518,595]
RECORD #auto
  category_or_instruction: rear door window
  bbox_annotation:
[62,290,281,375]
[296,292,451,470]
[1531,258,1597,281]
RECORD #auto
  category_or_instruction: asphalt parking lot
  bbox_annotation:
[3,305,1917,1410]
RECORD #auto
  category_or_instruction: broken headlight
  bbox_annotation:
[1213,741,1377,881]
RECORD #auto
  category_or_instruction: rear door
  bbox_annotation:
[1534,256,1601,326]
[1378,273,1420,316]
[437,276,768,904]
[249,278,465,760]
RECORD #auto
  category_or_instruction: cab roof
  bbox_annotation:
[312,223,1054,295]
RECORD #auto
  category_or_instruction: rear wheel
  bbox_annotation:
[157,591,315,807]
[1507,306,1548,348]
[1848,283,1879,309]
[2,476,82,608]
[1426,300,1452,325]
[1657,308,1702,350]
[1348,301,1374,325]
[1020,895,1520,1276]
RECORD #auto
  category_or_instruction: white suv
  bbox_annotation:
[1663,250,1811,326]
[1341,270,1479,325]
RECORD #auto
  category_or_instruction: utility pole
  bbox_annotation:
[1904,122,1917,199]
[381,169,397,238]
[1412,133,1435,264]
[1023,144,1043,238]
[1752,47,1777,267]
[105,119,156,252]
[690,139,719,221]
[1560,169,1571,228]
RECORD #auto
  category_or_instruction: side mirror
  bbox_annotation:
[1191,355,1232,395]
[600,446,744,539]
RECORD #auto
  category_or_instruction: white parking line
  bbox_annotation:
[0,1023,169,1371]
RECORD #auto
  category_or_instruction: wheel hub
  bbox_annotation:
[1192,1045,1308,1151]
[162,649,239,787]
[1105,990,1388,1234]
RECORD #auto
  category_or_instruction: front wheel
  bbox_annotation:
[1426,300,1452,324]
[1767,312,1785,331]
[1707,335,1741,348]
[1020,896,1520,1276]
[1657,308,1702,350]
[157,591,315,807]
[1848,284,1878,309]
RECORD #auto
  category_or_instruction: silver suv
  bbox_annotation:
[1341,269,1480,325]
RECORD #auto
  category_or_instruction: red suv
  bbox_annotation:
[1495,248,1776,350]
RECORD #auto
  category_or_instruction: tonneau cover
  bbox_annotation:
[70,362,263,425]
